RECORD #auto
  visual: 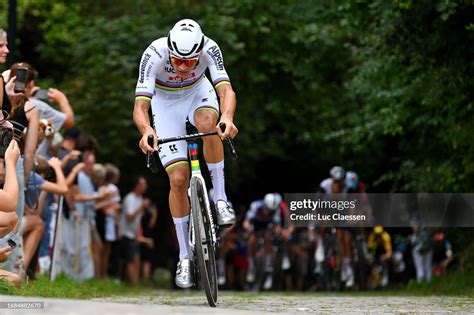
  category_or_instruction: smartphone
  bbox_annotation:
[14,67,29,93]
[34,88,49,100]
[7,239,17,249]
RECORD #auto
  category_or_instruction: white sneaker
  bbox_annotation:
[282,255,291,270]
[263,274,273,290]
[38,256,51,274]
[246,264,256,283]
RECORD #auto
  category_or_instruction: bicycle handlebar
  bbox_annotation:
[155,122,238,159]
[146,123,238,171]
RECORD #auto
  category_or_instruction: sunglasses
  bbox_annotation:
[170,56,199,68]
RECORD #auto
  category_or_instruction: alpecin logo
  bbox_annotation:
[206,46,224,70]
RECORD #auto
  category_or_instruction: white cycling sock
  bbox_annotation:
[207,160,227,203]
[173,215,192,260]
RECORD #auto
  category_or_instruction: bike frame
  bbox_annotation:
[187,141,218,254]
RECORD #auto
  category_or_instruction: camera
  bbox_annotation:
[14,67,29,93]
[0,128,13,158]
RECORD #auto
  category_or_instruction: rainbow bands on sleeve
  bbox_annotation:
[213,77,231,89]
[135,92,153,102]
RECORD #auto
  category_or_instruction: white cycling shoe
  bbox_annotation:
[175,258,194,288]
[216,200,236,226]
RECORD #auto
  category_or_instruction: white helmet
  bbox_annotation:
[264,193,282,211]
[167,19,204,59]
[330,166,345,182]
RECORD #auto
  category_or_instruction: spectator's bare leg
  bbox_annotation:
[0,269,22,288]
[0,211,18,238]
[22,215,44,271]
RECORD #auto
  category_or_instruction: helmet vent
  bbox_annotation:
[181,27,192,32]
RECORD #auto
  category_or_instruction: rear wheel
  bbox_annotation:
[191,176,218,307]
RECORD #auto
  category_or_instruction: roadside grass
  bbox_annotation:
[1,270,472,300]
[0,274,152,299]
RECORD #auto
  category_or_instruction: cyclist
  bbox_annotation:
[318,166,356,287]
[132,19,237,288]
[432,231,454,277]
[367,225,392,288]
[243,193,283,289]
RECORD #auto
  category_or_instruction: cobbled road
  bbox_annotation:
[1,291,472,314]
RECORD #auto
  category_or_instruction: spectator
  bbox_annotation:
[0,28,13,130]
[0,245,21,288]
[90,163,107,278]
[62,152,107,280]
[23,156,68,272]
[23,67,75,157]
[121,176,149,284]
[139,202,157,283]
[0,140,20,236]
[96,163,121,279]
[410,221,433,284]
[0,140,20,213]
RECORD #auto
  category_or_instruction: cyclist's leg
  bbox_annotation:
[246,231,258,282]
[151,95,193,266]
[189,80,226,204]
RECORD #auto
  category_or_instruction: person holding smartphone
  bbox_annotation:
[25,67,75,157]
[0,28,14,130]
[0,62,39,278]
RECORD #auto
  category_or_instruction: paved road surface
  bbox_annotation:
[0,292,472,314]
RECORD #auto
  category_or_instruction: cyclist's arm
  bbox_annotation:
[204,39,237,137]
[133,99,154,135]
[216,84,236,123]
[243,201,259,231]
[133,41,163,148]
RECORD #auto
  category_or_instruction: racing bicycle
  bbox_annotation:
[146,123,237,307]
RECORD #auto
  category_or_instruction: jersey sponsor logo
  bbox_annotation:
[169,144,178,153]
[139,53,152,83]
[168,72,196,81]
[206,45,224,70]
[146,62,154,79]
[148,45,162,58]
[165,66,176,73]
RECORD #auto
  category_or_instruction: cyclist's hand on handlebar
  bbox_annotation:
[139,129,157,154]
[217,118,238,140]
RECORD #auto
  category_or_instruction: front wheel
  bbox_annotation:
[190,176,218,307]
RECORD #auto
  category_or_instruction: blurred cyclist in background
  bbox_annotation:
[244,193,283,290]
[432,231,453,277]
[367,225,392,288]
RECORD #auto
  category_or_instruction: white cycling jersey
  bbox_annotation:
[134,35,231,171]
[135,36,230,100]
